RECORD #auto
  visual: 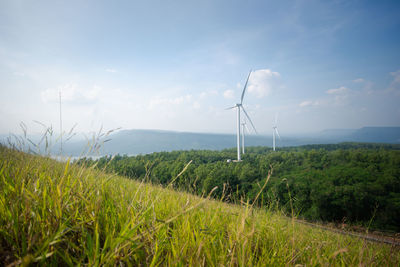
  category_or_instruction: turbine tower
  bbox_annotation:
[272,113,281,151]
[226,71,257,161]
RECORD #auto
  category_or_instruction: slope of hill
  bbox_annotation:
[86,143,400,231]
[0,145,398,265]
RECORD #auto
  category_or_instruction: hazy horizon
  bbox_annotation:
[1,1,399,135]
[2,125,400,140]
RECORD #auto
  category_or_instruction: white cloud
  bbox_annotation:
[389,70,400,93]
[326,86,348,94]
[352,78,374,93]
[148,94,192,110]
[299,100,313,107]
[364,81,374,93]
[247,69,281,98]
[41,84,100,104]
[199,92,207,99]
[223,89,234,99]
[213,44,239,65]
[325,86,349,105]
[353,78,365,83]
[192,101,201,109]
[299,100,320,107]
[13,71,26,77]
[86,85,101,100]
[199,90,218,99]
[390,70,400,83]
[106,68,117,73]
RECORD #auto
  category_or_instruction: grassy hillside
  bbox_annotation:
[0,146,399,266]
[87,144,400,231]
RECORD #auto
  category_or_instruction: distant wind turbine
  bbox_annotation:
[59,91,62,154]
[272,113,280,151]
[241,120,250,154]
[226,71,257,161]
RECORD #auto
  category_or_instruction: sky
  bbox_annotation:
[1,0,400,136]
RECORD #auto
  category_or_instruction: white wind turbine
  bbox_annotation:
[226,71,257,161]
[241,120,250,154]
[272,113,281,151]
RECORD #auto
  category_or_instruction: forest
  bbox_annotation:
[77,143,400,232]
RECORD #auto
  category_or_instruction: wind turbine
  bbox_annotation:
[59,91,62,154]
[226,71,257,161]
[272,113,280,151]
[241,120,250,154]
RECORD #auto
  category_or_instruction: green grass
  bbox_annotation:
[0,146,399,266]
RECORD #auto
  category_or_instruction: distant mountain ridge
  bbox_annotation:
[350,127,400,143]
[318,127,400,143]
[70,127,400,156]
[83,129,270,155]
[2,127,399,156]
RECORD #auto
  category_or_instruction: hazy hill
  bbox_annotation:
[63,129,320,156]
[79,127,400,156]
[350,127,400,143]
[2,127,400,156]
[318,127,400,143]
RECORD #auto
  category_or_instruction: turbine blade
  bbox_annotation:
[225,106,236,110]
[241,106,257,134]
[274,112,278,125]
[240,70,252,104]
[275,128,281,139]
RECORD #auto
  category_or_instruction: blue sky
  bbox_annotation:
[1,0,399,136]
